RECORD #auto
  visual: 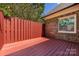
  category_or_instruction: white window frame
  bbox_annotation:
[58,14,77,33]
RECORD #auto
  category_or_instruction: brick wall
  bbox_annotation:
[45,11,79,43]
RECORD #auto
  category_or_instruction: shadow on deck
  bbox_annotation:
[0,37,79,56]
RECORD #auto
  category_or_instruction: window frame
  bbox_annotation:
[58,14,77,33]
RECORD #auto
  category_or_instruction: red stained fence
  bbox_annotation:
[0,11,42,47]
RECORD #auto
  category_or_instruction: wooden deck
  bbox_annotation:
[0,37,79,56]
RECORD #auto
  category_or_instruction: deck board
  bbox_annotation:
[1,37,79,56]
[75,44,79,56]
[69,43,76,56]
[46,40,63,56]
[32,39,58,56]
[64,42,72,56]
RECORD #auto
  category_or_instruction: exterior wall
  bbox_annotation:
[45,11,79,43]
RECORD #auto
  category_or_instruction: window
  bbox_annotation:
[58,14,76,33]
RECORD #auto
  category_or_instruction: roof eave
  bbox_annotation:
[42,3,76,18]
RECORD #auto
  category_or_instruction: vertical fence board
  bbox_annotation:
[22,19,24,40]
[28,20,30,39]
[30,21,34,38]
[17,19,20,41]
[26,20,29,39]
[19,19,21,41]
[24,20,28,40]
[3,19,7,44]
[23,20,25,40]
[6,19,10,43]
[11,18,15,43]
[20,20,22,40]
[20,19,23,41]
[0,12,4,48]
[14,18,18,42]
[17,19,19,41]
[29,20,31,39]
[8,19,10,43]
